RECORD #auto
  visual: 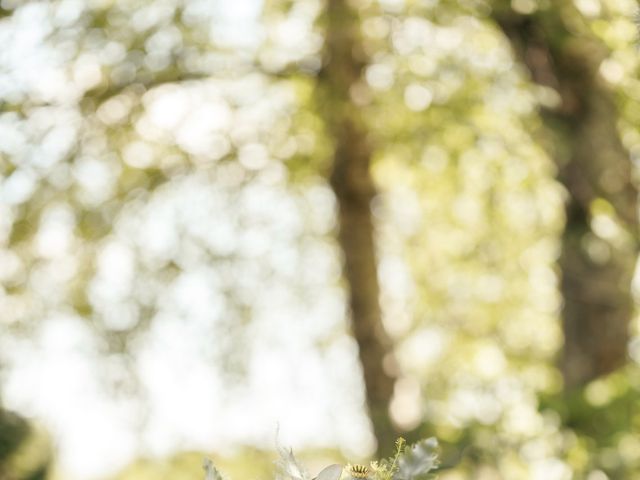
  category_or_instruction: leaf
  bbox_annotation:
[315,464,343,480]
[203,458,224,480]
[394,438,439,480]
[276,448,310,480]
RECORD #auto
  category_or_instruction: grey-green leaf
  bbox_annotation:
[276,448,310,480]
[203,458,224,480]
[315,464,343,480]
[394,438,439,480]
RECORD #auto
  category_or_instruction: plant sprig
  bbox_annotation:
[370,437,406,480]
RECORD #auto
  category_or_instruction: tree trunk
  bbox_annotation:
[492,1,638,389]
[317,0,398,454]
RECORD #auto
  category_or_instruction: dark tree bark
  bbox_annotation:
[492,1,638,389]
[317,0,398,454]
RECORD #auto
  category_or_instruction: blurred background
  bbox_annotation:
[1,0,640,479]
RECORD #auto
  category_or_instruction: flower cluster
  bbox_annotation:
[203,438,439,480]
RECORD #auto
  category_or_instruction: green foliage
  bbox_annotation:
[393,439,438,480]
[0,409,28,464]
[367,438,439,480]
[369,437,405,480]
[0,411,51,480]
[206,439,439,480]
[2,0,640,479]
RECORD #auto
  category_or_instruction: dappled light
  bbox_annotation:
[2,0,640,480]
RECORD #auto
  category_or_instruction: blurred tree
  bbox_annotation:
[4,0,640,477]
[491,0,638,389]
[0,408,29,471]
[315,0,398,455]
[0,0,398,459]
[0,407,51,480]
